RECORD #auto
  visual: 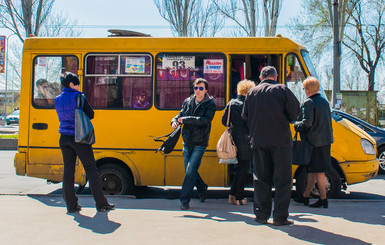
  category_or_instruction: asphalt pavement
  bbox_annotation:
[1,150,385,244]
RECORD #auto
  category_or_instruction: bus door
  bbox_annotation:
[227,54,282,185]
[28,54,86,184]
[229,54,282,99]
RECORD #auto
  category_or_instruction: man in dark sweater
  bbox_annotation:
[242,66,300,226]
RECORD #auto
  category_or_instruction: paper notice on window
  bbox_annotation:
[126,57,145,73]
[162,55,195,69]
[204,59,223,74]
[38,57,47,67]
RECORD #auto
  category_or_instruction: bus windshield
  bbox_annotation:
[301,50,328,101]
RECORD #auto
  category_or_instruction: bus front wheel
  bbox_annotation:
[296,167,341,199]
[98,164,134,195]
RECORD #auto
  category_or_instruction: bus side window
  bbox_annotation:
[155,53,226,110]
[83,54,152,109]
[33,56,78,108]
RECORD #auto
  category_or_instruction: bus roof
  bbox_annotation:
[23,36,306,53]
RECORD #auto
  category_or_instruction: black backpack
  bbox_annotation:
[154,125,182,154]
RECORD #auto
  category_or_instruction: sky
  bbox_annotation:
[0,0,302,91]
[53,0,302,39]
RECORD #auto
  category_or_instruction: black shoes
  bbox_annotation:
[67,204,82,213]
[273,219,294,226]
[180,202,190,210]
[294,195,310,206]
[309,198,328,208]
[199,185,208,203]
[97,203,115,212]
[255,218,268,224]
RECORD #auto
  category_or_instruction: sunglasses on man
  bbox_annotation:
[194,86,204,91]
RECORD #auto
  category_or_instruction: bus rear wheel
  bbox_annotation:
[296,167,341,199]
[98,164,134,195]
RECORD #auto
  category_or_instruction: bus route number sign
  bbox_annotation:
[163,55,195,69]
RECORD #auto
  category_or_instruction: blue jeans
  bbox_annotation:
[180,145,207,204]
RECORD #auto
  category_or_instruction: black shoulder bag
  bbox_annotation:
[153,125,182,154]
[75,94,95,145]
[292,130,313,166]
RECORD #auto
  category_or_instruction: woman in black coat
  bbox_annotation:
[294,77,333,208]
[221,79,255,205]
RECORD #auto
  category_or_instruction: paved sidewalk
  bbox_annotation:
[1,195,384,245]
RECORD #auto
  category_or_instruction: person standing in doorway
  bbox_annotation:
[222,79,255,205]
[171,78,216,210]
[55,72,115,213]
[242,66,300,226]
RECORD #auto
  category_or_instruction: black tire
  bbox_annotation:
[377,146,385,174]
[296,167,342,198]
[98,164,134,195]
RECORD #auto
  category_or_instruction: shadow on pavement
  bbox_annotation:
[67,211,121,234]
[29,192,385,243]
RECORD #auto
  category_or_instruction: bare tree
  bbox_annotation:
[154,0,223,37]
[39,11,83,38]
[289,0,354,55]
[0,0,55,42]
[213,0,260,37]
[213,0,281,37]
[188,1,224,37]
[343,0,385,91]
[262,0,282,36]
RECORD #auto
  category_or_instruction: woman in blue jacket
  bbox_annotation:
[55,72,114,213]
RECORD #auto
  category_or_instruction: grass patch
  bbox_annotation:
[0,134,18,139]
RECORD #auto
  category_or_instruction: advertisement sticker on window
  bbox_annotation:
[126,57,145,73]
[38,57,47,67]
[204,59,223,74]
[162,55,195,69]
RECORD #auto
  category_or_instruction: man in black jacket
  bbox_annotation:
[171,78,216,210]
[242,66,300,226]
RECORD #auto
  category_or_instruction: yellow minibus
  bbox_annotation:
[14,34,379,198]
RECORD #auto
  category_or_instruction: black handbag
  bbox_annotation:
[75,94,95,145]
[292,131,313,166]
[154,125,181,154]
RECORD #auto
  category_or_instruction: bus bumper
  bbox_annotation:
[14,152,26,176]
[340,159,379,185]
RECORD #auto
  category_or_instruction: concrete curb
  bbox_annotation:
[0,138,18,150]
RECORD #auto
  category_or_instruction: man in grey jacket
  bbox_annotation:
[242,66,300,226]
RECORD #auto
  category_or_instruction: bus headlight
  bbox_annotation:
[361,139,376,155]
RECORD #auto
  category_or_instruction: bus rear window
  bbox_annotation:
[32,56,78,108]
[155,53,226,110]
[84,54,152,109]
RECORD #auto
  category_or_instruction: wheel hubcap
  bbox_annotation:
[379,152,385,171]
[100,173,122,195]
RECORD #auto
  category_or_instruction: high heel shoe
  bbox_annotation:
[97,203,115,212]
[228,195,236,205]
[309,198,328,208]
[236,198,247,205]
[294,195,309,206]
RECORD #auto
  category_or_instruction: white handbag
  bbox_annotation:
[216,102,237,162]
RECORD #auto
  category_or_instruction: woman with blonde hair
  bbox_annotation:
[293,77,333,208]
[221,79,255,205]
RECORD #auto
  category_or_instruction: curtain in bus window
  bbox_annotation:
[87,56,118,74]
[156,64,195,109]
[121,77,152,108]
[155,53,225,110]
